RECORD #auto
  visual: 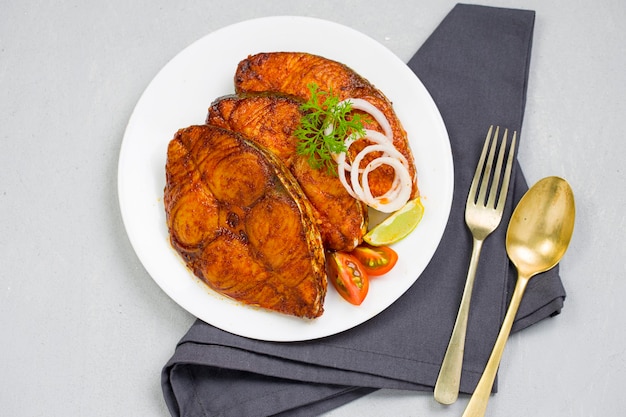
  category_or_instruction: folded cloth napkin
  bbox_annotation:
[162,4,567,416]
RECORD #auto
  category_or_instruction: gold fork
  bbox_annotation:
[434,125,517,405]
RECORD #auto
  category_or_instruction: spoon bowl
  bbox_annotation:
[506,176,575,278]
[462,176,575,417]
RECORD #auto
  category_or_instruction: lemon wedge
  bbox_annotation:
[363,198,424,246]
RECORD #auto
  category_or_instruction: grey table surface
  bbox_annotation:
[2,1,624,416]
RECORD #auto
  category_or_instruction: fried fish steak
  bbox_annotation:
[234,52,418,199]
[164,124,326,318]
[207,93,368,252]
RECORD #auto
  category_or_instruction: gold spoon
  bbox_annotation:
[461,176,575,417]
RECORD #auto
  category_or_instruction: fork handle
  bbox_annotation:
[434,237,484,404]
[461,275,530,417]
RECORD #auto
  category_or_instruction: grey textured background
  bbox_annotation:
[1,1,624,416]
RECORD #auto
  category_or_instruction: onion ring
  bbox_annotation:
[328,99,412,212]
[361,157,412,212]
[349,145,411,212]
[340,98,393,140]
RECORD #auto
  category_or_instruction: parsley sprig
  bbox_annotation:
[294,83,369,175]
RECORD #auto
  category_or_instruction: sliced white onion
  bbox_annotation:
[361,157,412,212]
[335,151,359,200]
[323,123,334,137]
[349,144,412,212]
[335,129,395,170]
[350,144,403,195]
[326,98,413,212]
[360,128,393,147]
[340,98,393,140]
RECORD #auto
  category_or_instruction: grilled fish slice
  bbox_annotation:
[164,124,326,318]
[234,52,418,199]
[207,93,368,252]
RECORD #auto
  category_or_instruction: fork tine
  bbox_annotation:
[494,131,517,212]
[486,128,508,209]
[468,125,494,204]
[476,126,500,206]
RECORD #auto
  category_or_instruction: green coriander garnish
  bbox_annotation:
[294,83,369,175]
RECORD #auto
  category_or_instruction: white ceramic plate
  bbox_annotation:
[118,16,453,341]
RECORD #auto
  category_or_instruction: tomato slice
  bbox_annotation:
[350,244,398,276]
[326,251,369,305]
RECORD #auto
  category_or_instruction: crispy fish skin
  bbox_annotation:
[164,124,326,318]
[207,94,368,252]
[234,52,418,199]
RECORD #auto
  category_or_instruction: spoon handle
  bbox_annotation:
[461,275,529,417]
[434,237,484,404]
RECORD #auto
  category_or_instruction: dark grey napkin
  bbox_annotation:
[162,4,566,416]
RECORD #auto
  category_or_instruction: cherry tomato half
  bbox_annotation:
[326,251,369,305]
[350,244,398,276]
